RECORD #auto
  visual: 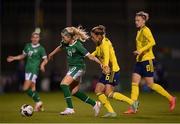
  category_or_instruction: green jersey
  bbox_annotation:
[23,43,47,75]
[59,39,89,69]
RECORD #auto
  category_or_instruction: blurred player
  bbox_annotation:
[90,25,139,117]
[48,26,102,116]
[7,32,48,112]
[124,11,176,114]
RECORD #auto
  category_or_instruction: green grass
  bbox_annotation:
[0,92,180,123]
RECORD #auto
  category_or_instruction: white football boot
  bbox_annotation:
[60,108,75,115]
[34,101,44,112]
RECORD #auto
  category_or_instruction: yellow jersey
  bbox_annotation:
[91,37,120,72]
[136,26,156,62]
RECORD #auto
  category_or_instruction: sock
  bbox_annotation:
[60,84,73,108]
[112,92,134,105]
[73,91,96,106]
[97,93,115,113]
[131,82,139,101]
[149,83,172,101]
[26,89,40,102]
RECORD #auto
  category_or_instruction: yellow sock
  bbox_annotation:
[150,83,172,101]
[131,82,139,101]
[97,93,115,113]
[113,92,134,105]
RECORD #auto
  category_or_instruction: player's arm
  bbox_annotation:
[102,42,110,74]
[48,41,64,60]
[7,54,25,62]
[7,44,28,62]
[48,46,62,60]
[134,29,156,55]
[86,54,103,67]
[77,42,103,67]
[40,58,48,72]
[40,47,48,72]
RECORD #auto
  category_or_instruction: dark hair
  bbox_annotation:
[91,25,106,35]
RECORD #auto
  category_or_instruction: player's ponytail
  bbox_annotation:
[136,11,149,21]
[71,26,89,42]
[62,26,89,42]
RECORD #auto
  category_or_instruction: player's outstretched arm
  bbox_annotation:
[86,54,103,67]
[7,54,26,62]
[48,46,61,60]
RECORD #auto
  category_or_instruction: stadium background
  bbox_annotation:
[1,0,180,93]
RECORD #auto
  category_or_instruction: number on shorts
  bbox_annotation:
[105,74,110,80]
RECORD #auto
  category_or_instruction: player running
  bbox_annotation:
[48,26,102,116]
[90,25,139,117]
[124,11,176,114]
[7,32,48,112]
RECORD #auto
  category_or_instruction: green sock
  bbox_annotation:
[26,89,40,102]
[73,91,96,106]
[60,84,73,108]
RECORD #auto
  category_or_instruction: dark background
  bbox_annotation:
[1,0,180,92]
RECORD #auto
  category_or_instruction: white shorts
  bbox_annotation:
[25,73,37,83]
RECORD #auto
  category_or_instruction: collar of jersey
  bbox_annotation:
[69,40,77,46]
[31,43,40,48]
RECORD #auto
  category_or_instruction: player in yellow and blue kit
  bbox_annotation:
[91,25,139,117]
[124,11,176,114]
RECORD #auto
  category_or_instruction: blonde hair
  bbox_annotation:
[136,11,149,21]
[62,26,89,42]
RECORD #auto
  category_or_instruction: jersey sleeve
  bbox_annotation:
[40,47,47,59]
[102,41,110,66]
[138,28,156,53]
[76,42,90,56]
[22,44,28,55]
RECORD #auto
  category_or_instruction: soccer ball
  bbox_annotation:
[20,104,34,117]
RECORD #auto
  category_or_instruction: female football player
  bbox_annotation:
[124,11,176,114]
[7,32,48,112]
[90,25,139,117]
[48,26,102,116]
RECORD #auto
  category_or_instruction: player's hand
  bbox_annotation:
[133,50,141,56]
[40,65,45,72]
[7,56,14,62]
[102,65,110,74]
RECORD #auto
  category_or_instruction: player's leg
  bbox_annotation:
[145,77,176,111]
[131,73,141,101]
[123,73,141,114]
[71,82,101,116]
[23,73,43,111]
[31,83,44,112]
[95,82,116,117]
[106,71,138,106]
[60,75,74,115]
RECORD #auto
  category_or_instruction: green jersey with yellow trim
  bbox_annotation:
[23,43,47,75]
[59,39,89,69]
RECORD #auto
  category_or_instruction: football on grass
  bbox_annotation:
[20,104,33,117]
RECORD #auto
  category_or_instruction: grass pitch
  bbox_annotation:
[0,92,180,123]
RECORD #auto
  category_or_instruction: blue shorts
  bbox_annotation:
[99,71,120,86]
[133,59,155,77]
